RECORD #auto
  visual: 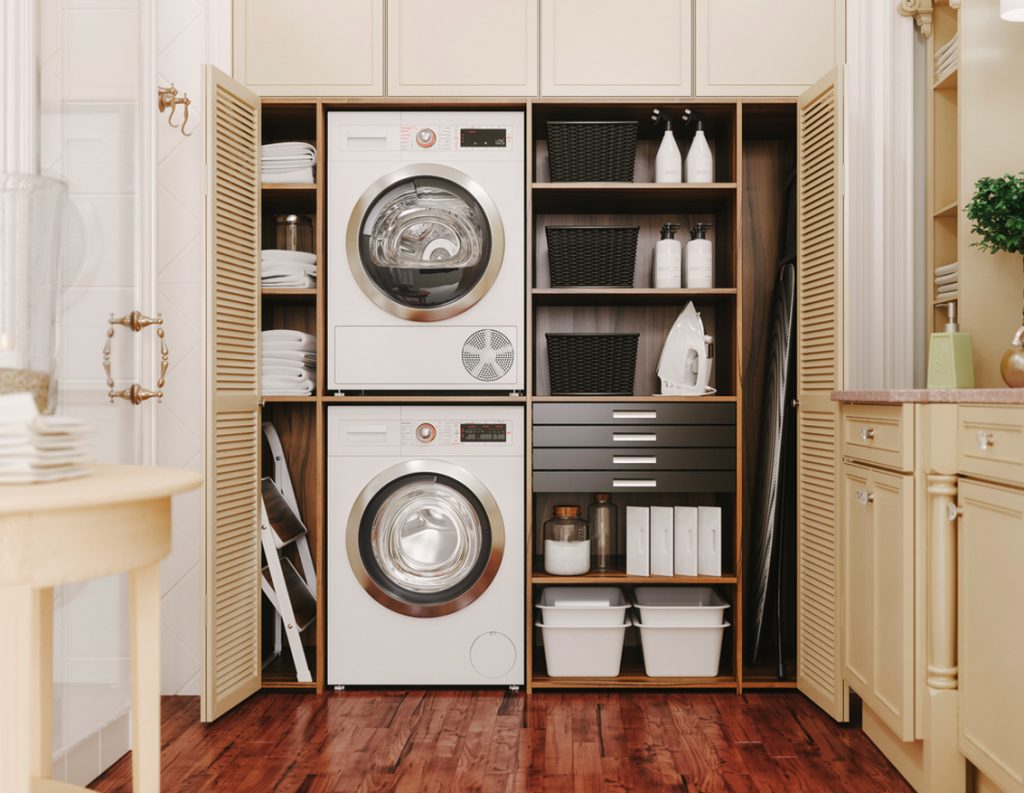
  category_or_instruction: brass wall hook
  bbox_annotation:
[158,84,192,137]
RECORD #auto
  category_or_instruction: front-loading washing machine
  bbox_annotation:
[327,111,524,392]
[327,405,524,686]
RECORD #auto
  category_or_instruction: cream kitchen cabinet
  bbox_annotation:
[387,0,538,96]
[539,0,692,97]
[695,0,844,96]
[233,0,383,96]
[842,461,915,741]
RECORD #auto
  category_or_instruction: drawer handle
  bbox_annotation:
[976,430,995,450]
[855,489,874,506]
[612,410,657,420]
[860,427,876,441]
[613,433,657,443]
[614,479,657,488]
[613,456,657,465]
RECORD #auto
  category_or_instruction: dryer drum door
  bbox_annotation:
[347,164,505,322]
[347,460,505,618]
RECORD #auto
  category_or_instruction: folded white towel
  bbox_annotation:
[262,376,315,395]
[935,262,958,277]
[262,249,317,264]
[262,366,314,380]
[262,141,316,157]
[262,353,316,368]
[261,167,314,185]
[262,261,317,276]
[262,329,316,348]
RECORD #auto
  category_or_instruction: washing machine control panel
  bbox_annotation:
[401,126,511,152]
[401,420,512,447]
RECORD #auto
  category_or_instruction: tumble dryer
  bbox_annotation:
[326,405,524,686]
[327,111,525,392]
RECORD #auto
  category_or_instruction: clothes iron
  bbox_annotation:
[657,301,715,395]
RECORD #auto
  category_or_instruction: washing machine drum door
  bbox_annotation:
[349,463,505,618]
[348,164,505,322]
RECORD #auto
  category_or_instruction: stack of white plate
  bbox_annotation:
[632,586,730,677]
[535,586,629,677]
[0,393,91,483]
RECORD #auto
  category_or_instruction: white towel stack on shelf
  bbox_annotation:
[0,393,92,483]
[261,142,316,184]
[935,261,959,298]
[935,33,959,84]
[262,329,316,396]
[262,249,317,290]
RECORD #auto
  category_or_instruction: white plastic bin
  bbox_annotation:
[537,586,628,626]
[537,619,628,677]
[632,586,729,626]
[634,614,729,677]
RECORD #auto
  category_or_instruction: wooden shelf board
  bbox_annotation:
[933,200,959,218]
[532,182,736,213]
[262,183,316,191]
[531,395,737,403]
[532,569,737,585]
[262,288,317,298]
[743,662,798,689]
[532,650,736,690]
[262,647,316,689]
[262,395,318,404]
[933,293,959,306]
[933,67,958,91]
[532,288,737,305]
[322,394,527,404]
[533,182,737,191]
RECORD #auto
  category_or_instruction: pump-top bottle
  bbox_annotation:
[653,223,682,288]
[685,121,714,184]
[654,119,682,183]
[684,222,713,288]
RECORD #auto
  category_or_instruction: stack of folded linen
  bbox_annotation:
[262,329,316,396]
[261,142,316,184]
[0,392,92,483]
[262,249,317,289]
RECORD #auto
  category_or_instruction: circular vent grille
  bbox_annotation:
[462,329,514,382]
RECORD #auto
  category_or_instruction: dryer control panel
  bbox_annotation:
[400,125,511,152]
[400,419,513,448]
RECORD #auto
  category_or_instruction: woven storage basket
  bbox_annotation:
[545,226,639,288]
[546,121,637,182]
[546,333,639,395]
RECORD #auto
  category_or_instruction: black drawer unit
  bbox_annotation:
[532,401,737,494]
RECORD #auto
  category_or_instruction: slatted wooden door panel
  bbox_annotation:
[201,66,262,723]
[795,68,847,722]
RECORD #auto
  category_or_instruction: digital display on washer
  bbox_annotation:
[460,423,507,443]
[460,128,507,148]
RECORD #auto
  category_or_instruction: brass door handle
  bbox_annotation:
[103,311,169,405]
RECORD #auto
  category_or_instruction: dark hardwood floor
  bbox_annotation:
[90,691,912,792]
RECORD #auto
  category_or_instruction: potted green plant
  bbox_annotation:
[965,171,1024,387]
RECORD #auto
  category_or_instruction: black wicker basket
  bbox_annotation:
[545,226,639,288]
[546,333,639,396]
[546,121,637,182]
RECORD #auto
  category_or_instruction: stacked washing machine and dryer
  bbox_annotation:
[325,111,526,687]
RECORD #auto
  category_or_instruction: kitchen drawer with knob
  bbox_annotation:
[958,406,1024,488]
[841,404,914,472]
[533,424,736,449]
[533,401,736,426]
[532,470,736,494]
[533,447,736,471]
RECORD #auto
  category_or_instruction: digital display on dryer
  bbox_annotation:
[460,423,507,443]
[460,128,507,148]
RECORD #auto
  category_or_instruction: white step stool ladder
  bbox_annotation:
[260,421,316,683]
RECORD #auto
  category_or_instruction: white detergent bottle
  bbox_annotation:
[653,223,682,288]
[654,119,682,183]
[685,121,714,184]
[684,222,714,288]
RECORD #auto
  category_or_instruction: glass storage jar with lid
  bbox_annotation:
[543,505,590,576]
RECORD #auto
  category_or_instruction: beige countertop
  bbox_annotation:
[832,389,1024,405]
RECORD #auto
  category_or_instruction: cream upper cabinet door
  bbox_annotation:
[387,0,538,96]
[234,0,383,96]
[958,480,1024,793]
[695,0,844,96]
[540,0,692,96]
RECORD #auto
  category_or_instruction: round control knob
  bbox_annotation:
[415,128,437,148]
[416,423,436,443]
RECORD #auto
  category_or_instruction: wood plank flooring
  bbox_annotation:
[90,691,912,792]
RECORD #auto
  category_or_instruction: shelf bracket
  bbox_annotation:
[898,0,935,38]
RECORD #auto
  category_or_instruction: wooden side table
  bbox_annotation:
[0,464,202,793]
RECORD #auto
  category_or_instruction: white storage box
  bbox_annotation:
[634,614,729,677]
[537,619,628,677]
[537,586,628,626]
[632,586,729,626]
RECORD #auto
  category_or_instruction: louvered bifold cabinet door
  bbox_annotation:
[795,68,848,722]
[201,66,262,723]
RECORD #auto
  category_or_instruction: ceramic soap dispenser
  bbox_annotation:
[684,222,714,288]
[651,108,683,183]
[685,121,714,184]
[927,302,975,388]
[653,223,682,288]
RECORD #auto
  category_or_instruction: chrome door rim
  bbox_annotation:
[347,459,505,618]
[346,163,506,322]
